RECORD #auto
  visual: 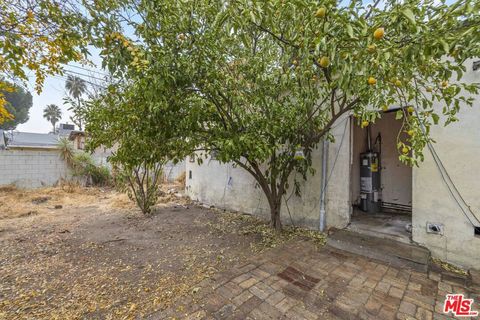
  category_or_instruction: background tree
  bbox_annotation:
[65,75,88,130]
[0,83,33,130]
[87,0,479,230]
[43,104,62,133]
[0,0,91,124]
[84,82,191,213]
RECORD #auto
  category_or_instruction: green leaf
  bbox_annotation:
[346,24,354,38]
[402,8,416,26]
[439,39,449,54]
[395,110,403,120]
[431,113,440,125]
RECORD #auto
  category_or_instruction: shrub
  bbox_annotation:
[115,162,163,215]
[91,165,111,186]
[57,138,75,167]
[61,148,112,187]
[76,153,111,186]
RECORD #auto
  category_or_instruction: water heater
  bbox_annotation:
[360,151,381,213]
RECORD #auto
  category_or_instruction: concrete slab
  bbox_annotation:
[327,229,430,272]
[348,210,411,244]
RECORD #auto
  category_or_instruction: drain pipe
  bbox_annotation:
[319,137,329,232]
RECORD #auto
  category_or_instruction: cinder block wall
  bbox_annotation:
[0,149,70,188]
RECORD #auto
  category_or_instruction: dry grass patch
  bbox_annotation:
[0,183,107,219]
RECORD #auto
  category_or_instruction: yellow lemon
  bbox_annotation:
[407,130,414,136]
[402,146,409,154]
[319,56,330,68]
[368,77,377,85]
[367,44,376,53]
[315,7,326,18]
[361,120,369,128]
[407,106,415,113]
[373,27,385,40]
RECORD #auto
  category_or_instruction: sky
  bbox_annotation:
[17,72,75,133]
[16,49,105,134]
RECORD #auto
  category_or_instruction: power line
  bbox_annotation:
[62,69,107,82]
[51,73,107,89]
[62,63,110,77]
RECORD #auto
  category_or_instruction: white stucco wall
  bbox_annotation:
[325,116,352,228]
[186,115,352,229]
[91,147,112,168]
[163,161,186,182]
[412,59,480,268]
[186,154,324,228]
[0,149,70,188]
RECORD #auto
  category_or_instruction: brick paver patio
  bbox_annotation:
[154,240,479,319]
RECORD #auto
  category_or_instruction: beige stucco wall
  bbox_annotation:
[412,59,480,268]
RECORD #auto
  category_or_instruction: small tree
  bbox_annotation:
[117,162,163,215]
[84,84,188,213]
[88,0,479,230]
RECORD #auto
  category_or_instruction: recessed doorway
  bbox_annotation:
[349,110,413,243]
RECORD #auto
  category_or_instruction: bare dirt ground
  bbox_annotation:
[0,184,324,319]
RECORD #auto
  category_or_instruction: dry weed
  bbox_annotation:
[431,257,468,276]
[206,208,326,252]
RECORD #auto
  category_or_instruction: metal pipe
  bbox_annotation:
[319,137,329,232]
[367,125,372,151]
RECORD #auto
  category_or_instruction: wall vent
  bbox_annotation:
[475,227,480,237]
[426,223,444,235]
[473,61,480,71]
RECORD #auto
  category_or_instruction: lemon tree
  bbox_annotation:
[86,0,479,230]
[0,0,90,123]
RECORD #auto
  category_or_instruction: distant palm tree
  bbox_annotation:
[43,104,62,133]
[65,75,87,100]
[65,75,87,130]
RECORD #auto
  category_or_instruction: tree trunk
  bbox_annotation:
[269,197,282,231]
